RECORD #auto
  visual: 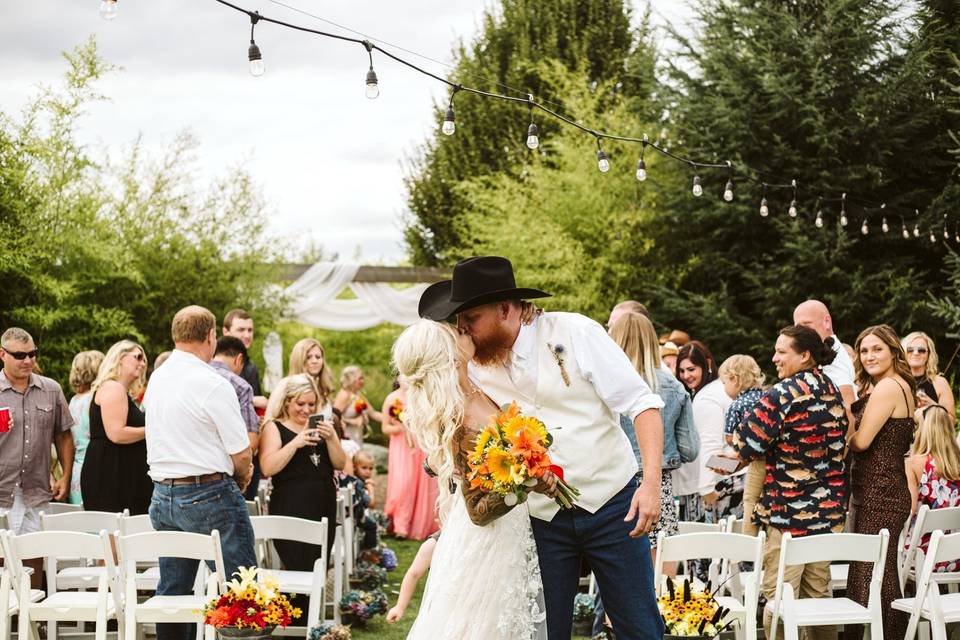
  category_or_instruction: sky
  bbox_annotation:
[2,1,694,265]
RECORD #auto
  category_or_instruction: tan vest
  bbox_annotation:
[471,313,638,521]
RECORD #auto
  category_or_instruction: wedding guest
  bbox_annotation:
[0,327,75,528]
[333,366,383,446]
[793,300,857,433]
[906,404,960,571]
[667,329,691,347]
[729,325,848,640]
[145,306,255,640]
[81,340,152,514]
[386,532,439,624]
[67,350,104,505]
[606,299,650,329]
[902,331,956,420]
[222,309,266,409]
[673,341,723,523]
[718,355,765,535]
[210,336,260,460]
[288,338,335,415]
[351,450,380,549]
[846,324,915,640]
[382,379,422,536]
[660,341,679,372]
[153,351,171,373]
[259,374,345,576]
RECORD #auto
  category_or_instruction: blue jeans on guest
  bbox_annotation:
[149,478,257,640]
[531,479,664,640]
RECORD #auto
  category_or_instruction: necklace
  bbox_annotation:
[465,384,483,398]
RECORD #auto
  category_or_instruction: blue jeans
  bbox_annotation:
[149,479,257,640]
[531,480,664,640]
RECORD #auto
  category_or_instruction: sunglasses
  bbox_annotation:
[1,347,38,360]
[906,347,928,354]
[127,352,145,362]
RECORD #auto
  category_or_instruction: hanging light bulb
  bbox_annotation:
[929,230,937,243]
[954,224,959,243]
[902,220,910,239]
[861,219,869,235]
[760,197,769,217]
[363,41,379,99]
[882,217,889,233]
[99,0,118,20]
[815,211,824,228]
[839,192,848,227]
[944,214,950,239]
[596,138,610,173]
[692,175,703,197]
[247,12,264,77]
[635,158,647,182]
[441,86,458,136]
[840,212,848,227]
[787,179,797,217]
[723,179,735,202]
[913,223,921,238]
[525,123,539,150]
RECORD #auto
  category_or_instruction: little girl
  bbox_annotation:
[386,532,439,623]
[717,355,765,535]
[905,404,960,571]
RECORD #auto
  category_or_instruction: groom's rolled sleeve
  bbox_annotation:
[573,319,665,418]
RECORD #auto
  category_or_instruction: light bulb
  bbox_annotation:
[760,197,769,217]
[692,175,703,197]
[930,231,937,243]
[99,0,118,20]
[815,213,824,228]
[723,180,734,202]
[636,159,647,182]
[248,43,264,77]
[597,150,610,173]
[441,106,455,136]
[945,228,951,240]
[840,213,848,227]
[955,231,960,243]
[788,199,797,217]
[902,224,910,239]
[861,220,869,235]
[365,69,379,99]
[882,218,889,233]
[526,123,539,150]
[913,224,920,238]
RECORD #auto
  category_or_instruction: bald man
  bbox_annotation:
[793,300,857,434]
[607,300,650,329]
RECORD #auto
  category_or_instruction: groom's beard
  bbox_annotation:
[471,322,515,367]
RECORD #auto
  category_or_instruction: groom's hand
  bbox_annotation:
[625,478,660,538]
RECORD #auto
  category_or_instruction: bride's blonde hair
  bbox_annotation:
[392,319,464,523]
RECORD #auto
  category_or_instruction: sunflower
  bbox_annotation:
[486,448,516,484]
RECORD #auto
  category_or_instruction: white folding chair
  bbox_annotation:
[257,482,270,515]
[901,506,960,594]
[249,516,329,635]
[0,514,7,531]
[40,511,126,591]
[679,519,727,535]
[336,488,354,577]
[656,530,765,640]
[894,530,960,640]
[119,514,161,591]
[245,499,262,517]
[768,530,889,640]
[115,531,226,640]
[41,503,83,515]
[0,529,45,640]
[1,529,117,640]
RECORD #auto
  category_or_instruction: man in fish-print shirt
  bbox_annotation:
[732,325,848,640]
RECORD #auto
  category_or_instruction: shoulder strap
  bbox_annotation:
[896,380,912,412]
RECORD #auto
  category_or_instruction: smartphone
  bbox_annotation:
[706,453,741,473]
[308,414,326,431]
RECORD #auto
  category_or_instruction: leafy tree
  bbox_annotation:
[0,38,285,383]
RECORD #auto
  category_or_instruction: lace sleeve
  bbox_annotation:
[455,427,516,526]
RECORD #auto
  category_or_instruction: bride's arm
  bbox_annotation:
[456,428,516,526]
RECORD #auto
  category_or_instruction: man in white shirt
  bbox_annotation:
[793,299,857,431]
[419,257,666,640]
[144,306,255,640]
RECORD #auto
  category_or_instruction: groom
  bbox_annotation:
[419,256,666,639]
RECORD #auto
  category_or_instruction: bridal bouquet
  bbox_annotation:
[467,402,580,508]
[657,577,733,637]
[203,567,300,629]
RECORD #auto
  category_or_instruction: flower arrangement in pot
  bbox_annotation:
[203,567,300,639]
[571,592,595,636]
[658,577,735,638]
[338,589,388,627]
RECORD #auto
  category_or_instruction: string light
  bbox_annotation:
[247,12,264,77]
[944,214,950,240]
[860,218,869,235]
[882,217,889,233]
[814,199,823,228]
[363,40,379,99]
[955,223,959,243]
[441,85,459,136]
[759,184,769,217]
[99,0,118,20]
[929,229,937,243]
[596,138,610,173]
[913,210,921,237]
[692,175,703,197]
[525,96,539,150]
[204,0,953,242]
[902,218,910,239]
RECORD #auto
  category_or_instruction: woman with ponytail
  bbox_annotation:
[392,319,550,639]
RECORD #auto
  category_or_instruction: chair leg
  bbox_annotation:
[783,619,799,640]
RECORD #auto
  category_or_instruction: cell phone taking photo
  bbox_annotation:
[706,453,741,473]
[308,414,326,430]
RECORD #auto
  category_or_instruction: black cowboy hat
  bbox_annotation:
[417,256,551,321]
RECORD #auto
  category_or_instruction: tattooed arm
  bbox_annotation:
[455,427,516,526]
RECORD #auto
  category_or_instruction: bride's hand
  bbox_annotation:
[531,470,559,498]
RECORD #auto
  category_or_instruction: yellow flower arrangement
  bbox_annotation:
[658,577,732,637]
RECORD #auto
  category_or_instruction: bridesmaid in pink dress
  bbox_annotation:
[382,382,439,540]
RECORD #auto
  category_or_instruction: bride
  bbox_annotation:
[392,319,550,639]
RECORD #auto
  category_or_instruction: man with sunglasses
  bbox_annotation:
[0,327,75,539]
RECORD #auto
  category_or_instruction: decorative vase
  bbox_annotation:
[215,626,276,640]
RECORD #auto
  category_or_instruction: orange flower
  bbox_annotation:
[207,608,233,628]
[496,402,521,429]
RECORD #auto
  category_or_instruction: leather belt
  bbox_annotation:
[159,472,228,486]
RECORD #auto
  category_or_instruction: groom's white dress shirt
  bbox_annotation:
[470,312,664,521]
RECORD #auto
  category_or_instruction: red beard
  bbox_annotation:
[471,321,516,367]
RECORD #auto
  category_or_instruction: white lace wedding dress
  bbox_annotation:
[406,487,547,639]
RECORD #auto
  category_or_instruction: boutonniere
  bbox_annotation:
[548,342,571,387]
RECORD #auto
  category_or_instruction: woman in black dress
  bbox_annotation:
[81,340,153,514]
[260,374,347,571]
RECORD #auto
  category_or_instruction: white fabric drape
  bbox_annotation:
[285,262,431,331]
